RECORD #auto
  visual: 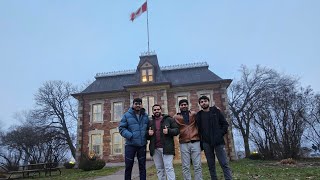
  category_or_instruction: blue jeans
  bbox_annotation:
[202,142,232,180]
[125,145,146,180]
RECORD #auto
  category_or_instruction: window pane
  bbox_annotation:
[113,133,122,154]
[148,75,153,81]
[91,134,102,155]
[142,97,148,114]
[93,145,100,154]
[92,134,101,145]
[114,145,121,153]
[94,113,102,122]
[147,69,153,75]
[113,133,121,143]
[93,104,101,113]
[142,75,147,82]
[142,96,155,115]
[148,96,155,116]
[141,69,148,82]
[93,104,102,122]
[113,102,123,121]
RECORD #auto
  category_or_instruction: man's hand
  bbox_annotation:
[163,126,168,134]
[148,127,154,136]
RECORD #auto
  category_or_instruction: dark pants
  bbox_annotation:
[125,145,146,180]
[202,142,232,180]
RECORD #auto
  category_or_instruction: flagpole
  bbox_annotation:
[146,0,150,54]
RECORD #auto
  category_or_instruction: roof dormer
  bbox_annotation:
[140,61,154,83]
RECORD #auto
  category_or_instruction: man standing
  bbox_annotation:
[174,99,203,180]
[148,104,179,180]
[197,96,232,180]
[119,98,149,180]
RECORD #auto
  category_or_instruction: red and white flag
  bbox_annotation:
[130,1,147,21]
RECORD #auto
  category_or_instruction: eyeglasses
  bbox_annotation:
[134,102,142,105]
[153,108,161,111]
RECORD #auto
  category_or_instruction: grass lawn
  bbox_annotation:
[147,159,320,180]
[15,166,123,180]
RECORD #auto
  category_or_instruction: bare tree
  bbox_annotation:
[304,93,320,151]
[2,125,43,163]
[0,148,22,171]
[32,80,77,159]
[228,65,278,157]
[1,122,69,165]
[251,82,311,159]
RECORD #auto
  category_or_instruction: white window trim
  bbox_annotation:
[110,128,124,155]
[88,129,104,157]
[174,92,190,113]
[110,99,125,122]
[89,100,104,124]
[197,90,215,109]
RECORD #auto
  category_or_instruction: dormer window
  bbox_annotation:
[140,61,154,83]
[141,68,153,82]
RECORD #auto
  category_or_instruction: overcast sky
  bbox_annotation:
[1,0,319,129]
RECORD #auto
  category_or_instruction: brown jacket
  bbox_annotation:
[174,111,200,143]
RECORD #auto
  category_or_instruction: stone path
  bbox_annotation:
[92,160,154,180]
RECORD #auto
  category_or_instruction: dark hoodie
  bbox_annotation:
[196,106,229,146]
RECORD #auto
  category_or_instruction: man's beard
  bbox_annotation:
[180,107,188,112]
[154,112,161,117]
[133,107,141,113]
[134,107,141,112]
[202,104,209,110]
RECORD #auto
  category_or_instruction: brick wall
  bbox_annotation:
[76,84,236,163]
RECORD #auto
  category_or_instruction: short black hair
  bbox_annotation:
[152,104,162,110]
[133,98,142,104]
[178,99,189,106]
[198,95,210,104]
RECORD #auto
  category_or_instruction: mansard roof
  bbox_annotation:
[74,55,231,96]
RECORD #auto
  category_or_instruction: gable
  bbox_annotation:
[141,61,153,68]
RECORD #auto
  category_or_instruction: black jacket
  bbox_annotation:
[148,114,179,156]
[196,106,229,146]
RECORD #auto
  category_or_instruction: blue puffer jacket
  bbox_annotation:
[119,108,149,147]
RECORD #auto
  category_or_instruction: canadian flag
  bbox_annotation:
[130,1,147,21]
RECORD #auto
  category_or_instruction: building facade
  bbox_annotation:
[73,54,236,163]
